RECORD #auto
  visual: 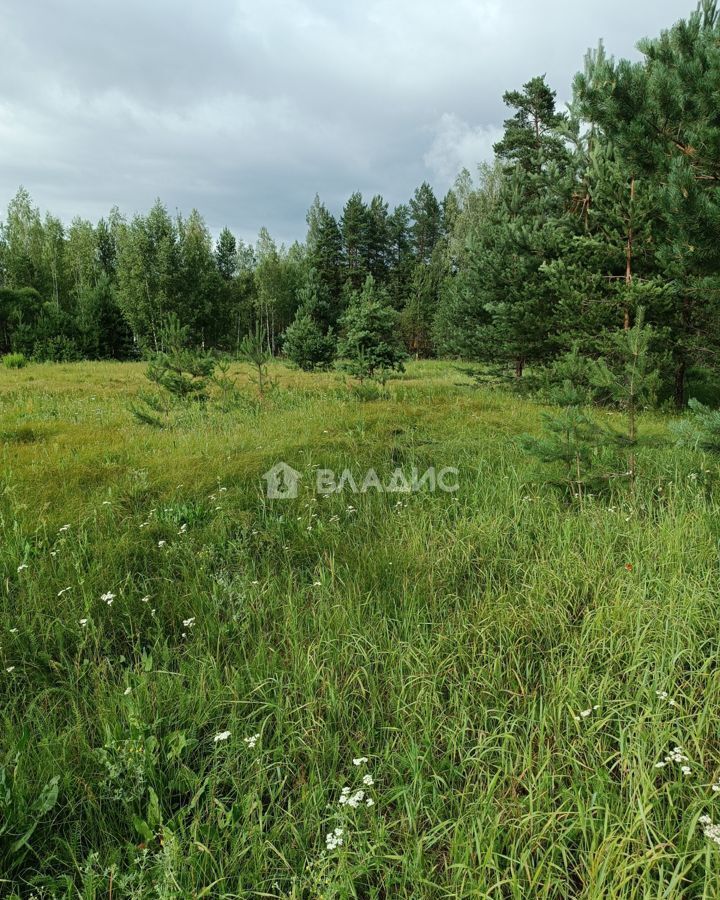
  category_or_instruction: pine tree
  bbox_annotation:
[409,183,442,264]
[306,196,344,324]
[494,75,568,171]
[575,7,720,405]
[338,275,407,381]
[215,227,237,281]
[341,192,370,292]
[588,307,660,479]
[282,269,336,371]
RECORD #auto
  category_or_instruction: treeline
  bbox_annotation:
[0,182,452,364]
[2,3,720,407]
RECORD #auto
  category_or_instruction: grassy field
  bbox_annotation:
[1,359,720,898]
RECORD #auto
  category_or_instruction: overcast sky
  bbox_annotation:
[0,0,692,245]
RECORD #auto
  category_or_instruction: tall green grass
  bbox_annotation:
[0,360,719,897]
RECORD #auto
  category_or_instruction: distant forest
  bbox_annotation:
[2,2,720,407]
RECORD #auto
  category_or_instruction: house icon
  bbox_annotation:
[262,462,301,499]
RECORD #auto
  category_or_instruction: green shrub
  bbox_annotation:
[2,353,27,369]
[32,335,82,363]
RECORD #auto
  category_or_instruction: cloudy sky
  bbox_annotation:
[0,0,692,244]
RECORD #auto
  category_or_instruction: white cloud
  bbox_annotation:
[424,115,504,186]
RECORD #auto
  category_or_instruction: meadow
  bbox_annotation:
[1,359,720,898]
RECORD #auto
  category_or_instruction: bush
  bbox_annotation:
[32,335,82,363]
[672,398,720,452]
[2,353,27,369]
[283,312,336,371]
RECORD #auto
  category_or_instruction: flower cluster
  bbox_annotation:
[655,746,691,774]
[337,756,375,808]
[700,815,720,847]
[325,827,344,850]
[244,733,260,749]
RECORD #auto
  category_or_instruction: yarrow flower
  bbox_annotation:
[700,815,720,848]
[352,757,368,766]
[325,827,344,850]
[158,540,167,548]
[182,617,195,629]
[656,746,691,772]
[244,733,260,749]
[79,618,88,627]
[123,686,132,696]
[213,731,231,743]
[339,787,366,808]
[362,774,374,786]
[101,592,115,605]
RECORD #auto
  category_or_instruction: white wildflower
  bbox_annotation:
[158,540,167,547]
[17,564,28,573]
[366,797,374,807]
[352,757,368,766]
[182,617,196,629]
[339,789,365,808]
[213,731,231,743]
[244,733,260,749]
[101,592,115,605]
[362,774,374,786]
[6,666,15,673]
[700,815,720,848]
[325,827,344,850]
[123,687,132,696]
[79,618,88,627]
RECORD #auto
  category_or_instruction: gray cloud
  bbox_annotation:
[0,0,693,244]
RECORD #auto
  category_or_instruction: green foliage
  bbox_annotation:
[33,334,82,363]
[144,315,216,402]
[672,397,720,452]
[494,75,569,171]
[2,353,26,369]
[337,275,407,381]
[533,345,594,406]
[283,311,335,371]
[238,323,274,398]
[0,751,60,874]
[521,405,605,495]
